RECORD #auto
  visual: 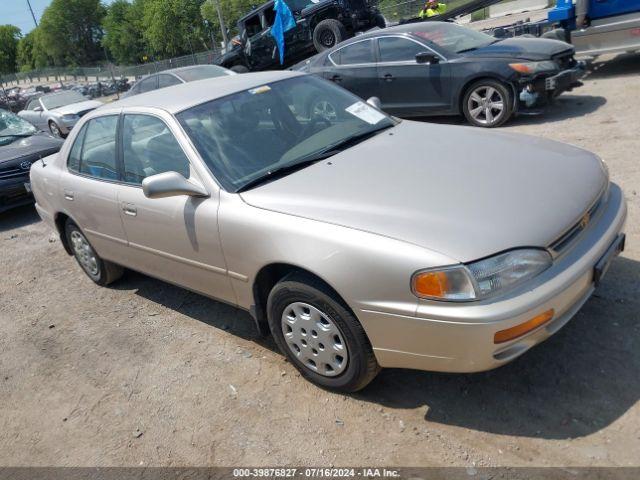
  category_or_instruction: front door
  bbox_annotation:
[375,36,451,116]
[60,115,128,262]
[115,113,235,303]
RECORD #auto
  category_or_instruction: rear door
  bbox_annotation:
[60,114,128,262]
[375,36,451,116]
[322,39,378,100]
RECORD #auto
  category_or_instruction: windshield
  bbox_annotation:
[177,75,396,192]
[412,23,496,54]
[177,65,235,82]
[0,109,37,137]
[41,91,86,110]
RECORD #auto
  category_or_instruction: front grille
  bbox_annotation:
[0,166,28,181]
[0,149,58,180]
[549,187,608,255]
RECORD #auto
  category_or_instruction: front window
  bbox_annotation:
[41,91,87,110]
[378,36,428,63]
[0,110,37,138]
[411,23,496,54]
[177,75,396,192]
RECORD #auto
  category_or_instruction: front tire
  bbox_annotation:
[313,19,347,52]
[267,273,380,392]
[230,64,249,73]
[48,120,64,138]
[462,79,513,128]
[65,220,123,286]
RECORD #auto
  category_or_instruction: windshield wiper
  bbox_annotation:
[236,158,323,192]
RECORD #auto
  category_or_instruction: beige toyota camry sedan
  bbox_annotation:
[30,71,627,392]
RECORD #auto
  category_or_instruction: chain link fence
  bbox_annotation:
[1,48,222,87]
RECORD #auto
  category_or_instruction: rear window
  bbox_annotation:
[331,40,374,65]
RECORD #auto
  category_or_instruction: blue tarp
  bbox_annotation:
[271,0,297,64]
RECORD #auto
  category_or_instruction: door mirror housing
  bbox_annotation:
[366,96,382,109]
[142,171,208,199]
[416,52,440,65]
[33,105,43,112]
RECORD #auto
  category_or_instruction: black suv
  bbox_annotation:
[214,0,385,72]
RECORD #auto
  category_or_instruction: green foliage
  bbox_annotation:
[142,0,209,58]
[37,0,106,66]
[201,0,257,40]
[0,25,21,74]
[102,0,145,63]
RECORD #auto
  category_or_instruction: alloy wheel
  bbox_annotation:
[467,86,505,126]
[49,122,61,137]
[281,302,348,377]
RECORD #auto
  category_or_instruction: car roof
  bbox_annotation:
[351,21,451,41]
[100,70,303,114]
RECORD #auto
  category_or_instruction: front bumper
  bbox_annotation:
[518,63,586,108]
[359,183,627,373]
[0,175,33,213]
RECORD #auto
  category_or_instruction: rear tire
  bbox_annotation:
[267,273,380,392]
[373,13,386,29]
[313,19,347,52]
[65,220,123,286]
[462,79,513,128]
[230,64,249,73]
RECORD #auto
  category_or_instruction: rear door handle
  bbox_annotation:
[382,73,394,82]
[330,74,342,82]
[63,189,74,201]
[122,204,137,216]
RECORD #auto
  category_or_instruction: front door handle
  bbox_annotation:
[64,189,74,201]
[382,73,394,82]
[122,204,137,217]
[330,74,342,82]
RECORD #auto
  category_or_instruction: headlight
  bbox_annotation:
[412,249,552,302]
[509,61,557,74]
[61,113,79,121]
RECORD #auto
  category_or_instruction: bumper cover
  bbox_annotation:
[0,176,33,213]
[359,183,627,373]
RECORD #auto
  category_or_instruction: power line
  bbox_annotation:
[26,0,38,27]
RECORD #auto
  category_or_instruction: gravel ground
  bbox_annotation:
[1,53,639,468]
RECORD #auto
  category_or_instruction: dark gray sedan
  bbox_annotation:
[293,22,585,127]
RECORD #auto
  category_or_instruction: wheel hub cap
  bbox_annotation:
[281,302,348,377]
[70,230,99,276]
[468,86,505,125]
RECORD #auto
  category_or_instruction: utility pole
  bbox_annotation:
[26,0,38,27]
[213,0,229,48]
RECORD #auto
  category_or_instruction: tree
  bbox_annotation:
[37,0,106,66]
[0,25,21,74]
[16,30,35,72]
[102,0,145,64]
[142,0,208,58]
[201,0,256,41]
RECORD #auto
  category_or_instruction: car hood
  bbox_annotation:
[50,99,102,115]
[240,121,607,263]
[465,37,573,61]
[0,132,63,164]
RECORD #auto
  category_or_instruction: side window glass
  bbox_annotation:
[122,114,191,185]
[137,76,157,93]
[79,116,119,180]
[27,99,40,110]
[158,74,181,88]
[333,40,374,65]
[244,15,262,37]
[67,124,87,172]
[378,37,426,63]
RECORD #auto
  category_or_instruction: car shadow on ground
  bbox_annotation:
[586,52,640,79]
[112,271,280,354]
[356,255,640,440]
[0,204,40,233]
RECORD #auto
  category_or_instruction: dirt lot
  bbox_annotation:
[1,53,639,468]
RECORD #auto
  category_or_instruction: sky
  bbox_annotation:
[1,0,116,34]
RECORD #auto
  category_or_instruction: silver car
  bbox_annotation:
[30,71,627,392]
[124,64,235,98]
[18,91,102,138]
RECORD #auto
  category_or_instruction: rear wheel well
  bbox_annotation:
[458,75,517,114]
[54,212,73,255]
[251,263,351,336]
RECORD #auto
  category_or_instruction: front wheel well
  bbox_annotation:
[251,263,351,336]
[54,212,73,255]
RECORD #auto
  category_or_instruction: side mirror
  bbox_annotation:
[416,52,440,65]
[366,96,382,109]
[142,171,208,199]
[34,105,43,112]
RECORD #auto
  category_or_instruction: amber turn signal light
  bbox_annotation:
[413,271,450,298]
[494,309,555,344]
